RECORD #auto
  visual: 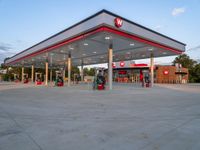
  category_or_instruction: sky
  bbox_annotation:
[0,0,200,65]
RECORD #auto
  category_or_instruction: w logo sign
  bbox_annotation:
[114,18,123,28]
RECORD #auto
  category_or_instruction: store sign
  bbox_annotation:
[120,61,125,67]
[163,70,169,75]
[118,70,127,74]
[130,63,148,67]
[112,62,116,68]
[114,17,123,28]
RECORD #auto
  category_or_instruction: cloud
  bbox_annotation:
[0,42,12,52]
[155,25,162,31]
[187,45,200,51]
[0,42,14,63]
[172,7,185,16]
[15,40,23,43]
[0,51,17,64]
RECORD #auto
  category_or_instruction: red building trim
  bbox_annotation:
[103,27,183,54]
[7,26,183,65]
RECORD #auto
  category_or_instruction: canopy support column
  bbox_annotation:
[67,53,71,87]
[150,53,154,87]
[31,65,34,83]
[50,69,53,83]
[108,44,113,90]
[45,61,48,86]
[63,66,66,83]
[21,66,24,83]
[81,60,84,82]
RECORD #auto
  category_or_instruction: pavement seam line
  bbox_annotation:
[138,116,200,150]
[0,106,43,150]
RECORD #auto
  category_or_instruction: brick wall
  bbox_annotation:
[155,66,188,83]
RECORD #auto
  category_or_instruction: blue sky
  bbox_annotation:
[0,0,200,64]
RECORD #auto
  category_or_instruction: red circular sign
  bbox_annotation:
[163,70,169,75]
[120,61,125,67]
[114,17,123,28]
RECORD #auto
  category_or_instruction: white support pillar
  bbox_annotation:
[81,61,84,82]
[63,66,66,83]
[50,54,53,83]
[150,53,154,87]
[21,66,24,83]
[50,69,53,83]
[45,61,49,86]
[108,44,113,90]
[67,53,71,87]
[31,65,34,83]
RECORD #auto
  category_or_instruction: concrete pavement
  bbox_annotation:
[0,83,200,150]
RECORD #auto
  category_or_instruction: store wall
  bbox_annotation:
[155,66,188,83]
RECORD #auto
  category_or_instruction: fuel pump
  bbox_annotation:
[93,67,106,90]
[23,73,29,84]
[13,73,20,83]
[55,70,64,86]
[35,72,42,85]
[142,70,150,88]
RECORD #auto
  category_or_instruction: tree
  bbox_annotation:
[83,68,95,76]
[83,68,89,76]
[190,64,200,83]
[88,68,95,76]
[173,54,199,82]
[0,63,6,69]
[172,54,197,68]
[3,57,10,65]
[71,66,80,75]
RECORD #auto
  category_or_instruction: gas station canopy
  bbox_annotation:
[5,10,186,68]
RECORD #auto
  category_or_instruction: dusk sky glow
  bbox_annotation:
[0,0,199,64]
